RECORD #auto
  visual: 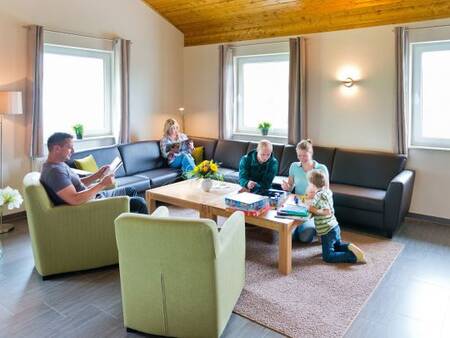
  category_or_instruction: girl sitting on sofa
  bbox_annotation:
[160,118,195,173]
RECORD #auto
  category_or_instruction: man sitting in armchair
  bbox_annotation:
[40,132,147,214]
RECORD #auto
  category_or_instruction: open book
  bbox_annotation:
[109,156,123,174]
[165,139,192,153]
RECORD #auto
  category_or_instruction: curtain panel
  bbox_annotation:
[218,45,233,139]
[27,25,44,158]
[288,37,307,145]
[395,27,409,155]
[114,39,131,144]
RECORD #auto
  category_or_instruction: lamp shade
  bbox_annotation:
[0,91,23,115]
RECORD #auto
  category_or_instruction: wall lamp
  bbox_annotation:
[342,77,354,87]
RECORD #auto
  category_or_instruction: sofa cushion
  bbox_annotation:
[331,149,407,190]
[68,146,126,178]
[119,141,165,176]
[137,168,181,188]
[247,142,284,167]
[213,140,249,170]
[313,146,336,177]
[115,175,150,192]
[331,183,386,212]
[191,146,204,164]
[190,137,217,160]
[223,171,240,184]
[279,145,297,176]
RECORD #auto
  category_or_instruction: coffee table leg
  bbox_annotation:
[279,224,292,275]
[199,206,218,222]
[146,192,156,214]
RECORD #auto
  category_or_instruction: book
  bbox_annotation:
[226,204,271,216]
[109,156,123,174]
[225,192,269,211]
[165,139,192,152]
[277,204,309,217]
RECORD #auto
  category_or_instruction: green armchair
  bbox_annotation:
[23,172,130,277]
[115,207,246,338]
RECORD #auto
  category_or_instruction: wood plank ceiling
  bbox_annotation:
[143,0,450,46]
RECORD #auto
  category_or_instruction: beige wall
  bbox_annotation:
[0,0,184,214]
[183,20,450,219]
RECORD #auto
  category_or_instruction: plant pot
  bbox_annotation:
[201,178,213,192]
[75,133,83,140]
[261,128,269,136]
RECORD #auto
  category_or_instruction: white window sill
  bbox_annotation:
[73,135,115,142]
[73,135,116,151]
[409,145,450,152]
[231,132,288,144]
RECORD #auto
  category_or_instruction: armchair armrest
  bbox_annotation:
[384,170,415,236]
[218,211,245,255]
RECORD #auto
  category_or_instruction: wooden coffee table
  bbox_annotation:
[145,180,303,275]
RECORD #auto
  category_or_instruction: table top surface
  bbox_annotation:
[147,179,303,226]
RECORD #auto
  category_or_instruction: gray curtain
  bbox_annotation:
[218,45,233,139]
[114,39,131,144]
[27,25,44,158]
[395,27,409,155]
[288,37,306,145]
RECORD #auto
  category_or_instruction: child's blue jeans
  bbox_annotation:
[321,225,357,263]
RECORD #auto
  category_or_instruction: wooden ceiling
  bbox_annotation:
[143,0,450,46]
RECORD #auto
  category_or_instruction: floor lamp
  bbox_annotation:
[0,91,23,234]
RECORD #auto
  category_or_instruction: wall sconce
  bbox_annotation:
[342,77,354,87]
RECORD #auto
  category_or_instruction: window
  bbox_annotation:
[43,44,113,140]
[234,53,289,138]
[410,40,450,149]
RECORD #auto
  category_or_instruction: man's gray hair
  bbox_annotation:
[257,139,273,152]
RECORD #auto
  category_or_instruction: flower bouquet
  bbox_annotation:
[0,186,24,234]
[185,160,223,192]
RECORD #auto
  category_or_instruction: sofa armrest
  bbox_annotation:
[384,170,415,236]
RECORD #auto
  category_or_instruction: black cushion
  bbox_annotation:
[137,168,181,188]
[119,141,165,176]
[190,137,217,161]
[213,140,249,170]
[115,175,150,192]
[247,142,284,169]
[223,171,239,184]
[313,146,335,177]
[68,146,126,178]
[331,183,385,212]
[331,149,407,190]
[279,145,297,176]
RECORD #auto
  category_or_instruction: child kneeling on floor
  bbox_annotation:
[307,170,366,264]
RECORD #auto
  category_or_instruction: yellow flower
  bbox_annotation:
[210,163,218,172]
[202,165,209,173]
[193,166,199,173]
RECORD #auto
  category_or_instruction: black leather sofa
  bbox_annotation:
[68,137,415,237]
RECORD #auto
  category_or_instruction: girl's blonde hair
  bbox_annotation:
[163,118,179,136]
[296,139,313,153]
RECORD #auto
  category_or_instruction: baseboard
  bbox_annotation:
[407,212,450,226]
[3,211,27,222]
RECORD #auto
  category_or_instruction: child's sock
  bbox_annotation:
[348,243,366,263]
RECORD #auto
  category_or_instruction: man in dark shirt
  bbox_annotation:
[40,132,147,214]
[238,140,278,194]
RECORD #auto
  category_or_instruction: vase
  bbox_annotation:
[201,178,213,192]
[75,133,83,140]
[261,128,269,136]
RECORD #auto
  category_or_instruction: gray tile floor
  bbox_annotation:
[0,216,449,338]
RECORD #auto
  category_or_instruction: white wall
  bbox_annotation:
[0,0,184,214]
[183,19,450,219]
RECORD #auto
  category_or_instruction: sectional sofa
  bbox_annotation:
[68,137,415,237]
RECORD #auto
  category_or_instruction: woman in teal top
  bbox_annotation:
[281,139,329,243]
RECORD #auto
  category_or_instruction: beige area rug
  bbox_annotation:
[167,206,404,338]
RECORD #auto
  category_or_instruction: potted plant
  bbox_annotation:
[73,124,84,140]
[258,121,272,136]
[0,186,23,235]
[185,160,223,192]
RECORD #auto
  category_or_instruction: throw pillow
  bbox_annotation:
[74,154,98,173]
[192,146,204,164]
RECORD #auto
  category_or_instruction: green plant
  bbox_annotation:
[73,124,84,138]
[258,121,272,130]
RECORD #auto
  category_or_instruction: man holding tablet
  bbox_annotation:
[40,132,147,214]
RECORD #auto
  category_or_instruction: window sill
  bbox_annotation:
[73,135,116,151]
[231,132,288,144]
[409,145,450,152]
[73,135,115,142]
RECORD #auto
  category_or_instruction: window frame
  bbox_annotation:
[410,39,450,150]
[43,43,114,139]
[232,52,289,140]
